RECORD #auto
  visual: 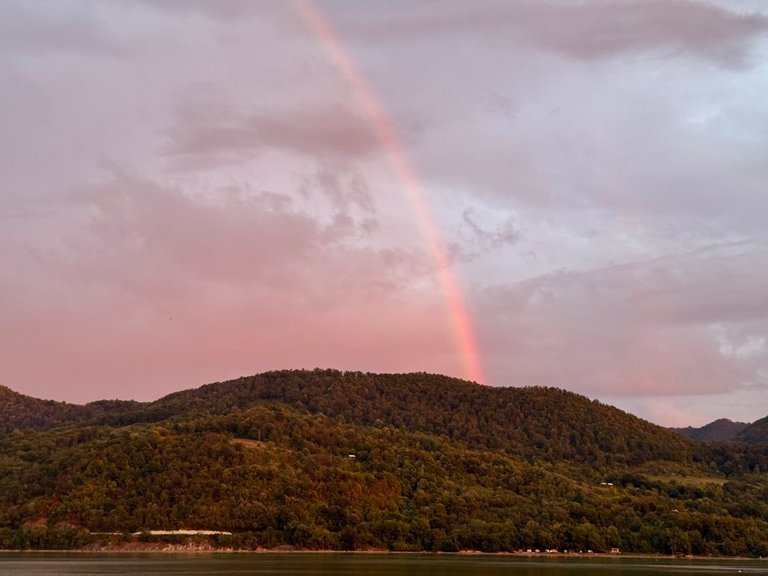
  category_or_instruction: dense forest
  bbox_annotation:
[2,369,768,555]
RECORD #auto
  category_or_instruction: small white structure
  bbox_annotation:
[133,530,233,536]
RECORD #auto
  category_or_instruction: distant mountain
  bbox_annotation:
[735,416,768,444]
[673,418,749,442]
[2,370,768,556]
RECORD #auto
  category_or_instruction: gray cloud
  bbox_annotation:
[0,2,126,57]
[166,102,381,165]
[477,242,768,397]
[338,0,768,68]
[528,0,768,68]
[451,208,521,263]
[131,0,283,22]
[3,0,766,424]
[300,168,375,214]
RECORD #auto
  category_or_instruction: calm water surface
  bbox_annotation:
[1,553,766,576]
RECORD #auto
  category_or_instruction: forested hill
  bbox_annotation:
[673,419,749,442]
[3,369,768,555]
[3,370,700,465]
[735,416,768,444]
[0,385,138,432]
[671,417,768,446]
[167,370,706,465]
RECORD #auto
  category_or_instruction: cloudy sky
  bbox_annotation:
[3,0,768,426]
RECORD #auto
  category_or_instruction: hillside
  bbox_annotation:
[0,385,139,432]
[673,419,749,442]
[1,369,768,555]
[673,417,768,446]
[2,370,704,465]
[735,416,768,445]
[145,370,707,466]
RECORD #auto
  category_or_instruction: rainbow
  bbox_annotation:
[294,0,486,384]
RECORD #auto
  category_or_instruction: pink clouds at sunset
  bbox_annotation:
[2,0,768,426]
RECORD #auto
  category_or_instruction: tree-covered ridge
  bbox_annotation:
[2,370,705,466]
[673,419,749,442]
[671,416,768,446]
[86,369,706,466]
[2,369,768,555]
[227,370,703,465]
[2,401,768,555]
[734,416,768,445]
[0,385,139,432]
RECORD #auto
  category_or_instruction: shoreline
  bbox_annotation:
[0,547,764,561]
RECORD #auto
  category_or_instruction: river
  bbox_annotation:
[1,553,766,575]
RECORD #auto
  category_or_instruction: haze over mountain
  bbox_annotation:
[2,369,768,555]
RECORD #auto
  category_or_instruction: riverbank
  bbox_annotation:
[2,544,764,562]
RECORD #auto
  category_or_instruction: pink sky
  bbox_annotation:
[2,0,768,426]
